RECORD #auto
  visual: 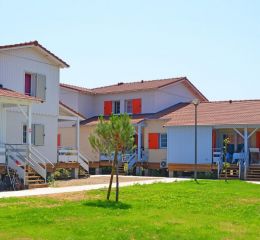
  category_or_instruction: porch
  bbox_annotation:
[0,87,54,189]
[212,126,260,180]
[58,103,90,177]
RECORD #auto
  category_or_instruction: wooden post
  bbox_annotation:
[76,117,80,162]
[27,105,32,147]
[137,124,142,161]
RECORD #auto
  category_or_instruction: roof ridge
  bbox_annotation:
[0,41,69,67]
[60,82,92,91]
[207,99,260,103]
[91,76,186,90]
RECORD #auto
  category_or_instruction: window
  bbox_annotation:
[22,124,45,146]
[160,133,167,148]
[22,125,27,144]
[125,100,133,114]
[24,73,46,100]
[113,101,120,114]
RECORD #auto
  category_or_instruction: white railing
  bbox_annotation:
[0,143,6,164]
[58,148,78,163]
[78,152,89,172]
[5,144,50,183]
[58,147,89,172]
[31,146,54,168]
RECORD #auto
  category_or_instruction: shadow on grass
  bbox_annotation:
[83,200,132,210]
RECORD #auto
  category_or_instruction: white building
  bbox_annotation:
[0,41,73,188]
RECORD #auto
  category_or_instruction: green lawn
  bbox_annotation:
[0,180,259,240]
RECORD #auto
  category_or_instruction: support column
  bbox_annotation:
[76,117,80,162]
[137,124,142,161]
[169,170,174,178]
[244,127,248,161]
[27,105,32,148]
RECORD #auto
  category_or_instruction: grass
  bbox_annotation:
[0,180,259,240]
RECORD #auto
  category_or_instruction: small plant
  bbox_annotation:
[47,175,56,187]
[223,137,231,182]
[54,168,71,180]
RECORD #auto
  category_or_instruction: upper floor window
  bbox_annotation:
[24,73,46,100]
[125,100,133,114]
[124,98,142,114]
[113,101,120,114]
[160,133,167,148]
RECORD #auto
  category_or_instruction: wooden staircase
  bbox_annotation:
[78,166,90,178]
[25,166,48,189]
[118,163,126,175]
[219,164,239,179]
[246,165,260,181]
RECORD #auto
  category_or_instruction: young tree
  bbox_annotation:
[89,114,135,202]
[223,137,231,182]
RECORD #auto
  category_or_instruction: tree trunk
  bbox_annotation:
[106,152,117,200]
[116,154,119,202]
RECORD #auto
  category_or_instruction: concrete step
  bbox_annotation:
[28,183,48,189]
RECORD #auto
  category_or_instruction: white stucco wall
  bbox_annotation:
[154,82,195,112]
[0,47,61,163]
[167,126,212,164]
[59,88,79,112]
[0,48,60,116]
[6,110,58,163]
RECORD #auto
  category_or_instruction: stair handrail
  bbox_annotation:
[30,146,54,168]
[5,144,30,165]
[78,152,89,172]
[79,152,89,165]
[5,144,47,183]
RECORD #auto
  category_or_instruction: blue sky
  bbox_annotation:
[0,0,259,100]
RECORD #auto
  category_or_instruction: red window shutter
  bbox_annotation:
[25,73,31,95]
[256,132,260,148]
[132,98,142,114]
[212,130,216,149]
[104,101,112,115]
[149,133,159,149]
[57,134,61,147]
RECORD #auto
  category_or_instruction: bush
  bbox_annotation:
[54,168,72,180]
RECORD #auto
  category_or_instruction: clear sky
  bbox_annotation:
[0,0,259,100]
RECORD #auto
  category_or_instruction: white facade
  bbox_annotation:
[0,46,64,163]
[167,126,213,164]
[60,81,198,118]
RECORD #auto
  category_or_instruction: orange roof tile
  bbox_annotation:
[81,115,146,126]
[0,41,69,68]
[60,77,208,101]
[0,88,42,102]
[60,83,94,94]
[59,101,86,119]
[163,100,260,126]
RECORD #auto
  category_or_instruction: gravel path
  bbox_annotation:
[0,176,190,199]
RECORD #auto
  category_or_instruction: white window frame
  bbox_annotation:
[24,71,47,101]
[22,123,45,146]
[125,99,133,114]
[113,100,120,115]
[160,133,167,148]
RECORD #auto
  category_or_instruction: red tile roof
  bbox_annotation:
[59,101,86,119]
[81,114,146,126]
[60,77,208,101]
[0,88,42,102]
[60,83,94,94]
[163,100,260,126]
[0,41,69,68]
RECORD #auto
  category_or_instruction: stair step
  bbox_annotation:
[27,179,45,183]
[26,175,42,179]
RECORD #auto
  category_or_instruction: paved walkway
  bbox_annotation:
[0,177,189,199]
